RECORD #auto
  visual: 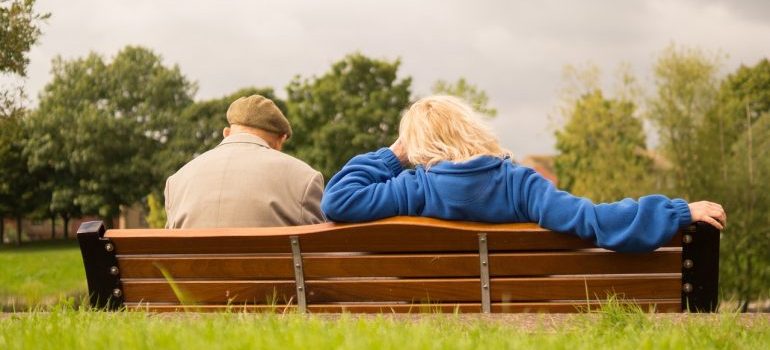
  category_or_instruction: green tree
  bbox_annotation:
[0,115,40,244]
[708,59,770,183]
[721,112,770,309]
[144,193,166,229]
[0,0,48,76]
[431,78,497,117]
[648,49,770,309]
[285,53,412,179]
[554,89,652,202]
[709,60,770,309]
[647,45,722,199]
[0,0,48,243]
[25,47,195,228]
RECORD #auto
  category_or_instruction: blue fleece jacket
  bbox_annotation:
[321,148,692,252]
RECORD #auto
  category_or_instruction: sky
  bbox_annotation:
[22,0,770,156]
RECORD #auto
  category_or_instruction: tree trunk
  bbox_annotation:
[0,215,4,245]
[62,214,70,240]
[103,216,114,230]
[741,298,749,313]
[15,215,22,246]
[50,213,57,240]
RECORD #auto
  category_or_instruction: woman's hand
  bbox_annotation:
[389,138,410,167]
[688,201,727,230]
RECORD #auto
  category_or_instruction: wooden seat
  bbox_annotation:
[76,217,720,313]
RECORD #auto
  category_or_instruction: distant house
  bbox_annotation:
[517,150,672,192]
[518,154,558,186]
[2,203,148,243]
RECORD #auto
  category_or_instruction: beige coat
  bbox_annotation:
[164,133,325,228]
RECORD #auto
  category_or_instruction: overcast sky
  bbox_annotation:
[23,0,770,156]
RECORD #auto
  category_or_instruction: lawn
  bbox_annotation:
[0,240,86,308]
[1,240,769,349]
[0,305,768,350]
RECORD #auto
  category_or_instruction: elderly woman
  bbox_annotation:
[321,95,726,252]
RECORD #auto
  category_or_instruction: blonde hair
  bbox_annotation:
[399,95,509,167]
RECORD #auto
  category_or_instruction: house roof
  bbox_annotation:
[518,154,558,186]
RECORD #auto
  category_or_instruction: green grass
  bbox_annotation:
[0,241,768,349]
[0,240,86,308]
[0,303,768,350]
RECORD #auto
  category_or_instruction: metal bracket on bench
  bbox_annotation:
[478,232,491,314]
[681,222,720,312]
[76,221,124,310]
[290,236,307,313]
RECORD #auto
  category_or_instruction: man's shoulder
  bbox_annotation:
[272,151,320,177]
[171,144,320,181]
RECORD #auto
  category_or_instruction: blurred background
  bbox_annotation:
[1,0,768,310]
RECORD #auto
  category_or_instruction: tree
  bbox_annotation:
[648,49,770,309]
[709,60,770,310]
[721,111,770,309]
[285,53,412,179]
[553,64,653,202]
[647,45,722,199]
[144,193,166,229]
[554,89,652,202]
[1,0,47,117]
[25,47,196,228]
[0,0,48,244]
[0,115,42,244]
[0,0,48,76]
[432,78,497,117]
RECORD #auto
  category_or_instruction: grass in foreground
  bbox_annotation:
[0,240,85,307]
[0,303,768,350]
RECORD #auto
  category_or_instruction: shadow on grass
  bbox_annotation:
[0,239,79,252]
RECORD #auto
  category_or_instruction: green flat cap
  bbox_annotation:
[226,95,292,138]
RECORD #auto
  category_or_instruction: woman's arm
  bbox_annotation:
[517,168,693,252]
[321,148,420,222]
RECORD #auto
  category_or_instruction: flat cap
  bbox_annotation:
[226,95,292,138]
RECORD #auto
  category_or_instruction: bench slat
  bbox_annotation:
[106,232,682,255]
[124,299,682,313]
[120,275,680,303]
[121,279,297,304]
[117,250,682,279]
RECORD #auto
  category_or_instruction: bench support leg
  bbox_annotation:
[77,221,123,310]
[290,236,307,313]
[478,233,491,314]
[681,222,720,312]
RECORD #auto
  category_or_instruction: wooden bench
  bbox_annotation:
[76,217,720,313]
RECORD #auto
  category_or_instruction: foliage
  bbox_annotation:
[711,59,770,305]
[648,48,770,307]
[554,65,651,202]
[432,78,497,117]
[0,0,47,242]
[555,90,652,202]
[284,53,412,179]
[24,47,196,222]
[0,306,768,349]
[144,193,166,229]
[720,113,770,303]
[0,0,49,76]
[0,114,41,242]
[647,45,722,199]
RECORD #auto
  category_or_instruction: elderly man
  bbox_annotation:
[164,95,325,228]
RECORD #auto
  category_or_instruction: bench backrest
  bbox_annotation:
[76,217,720,313]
